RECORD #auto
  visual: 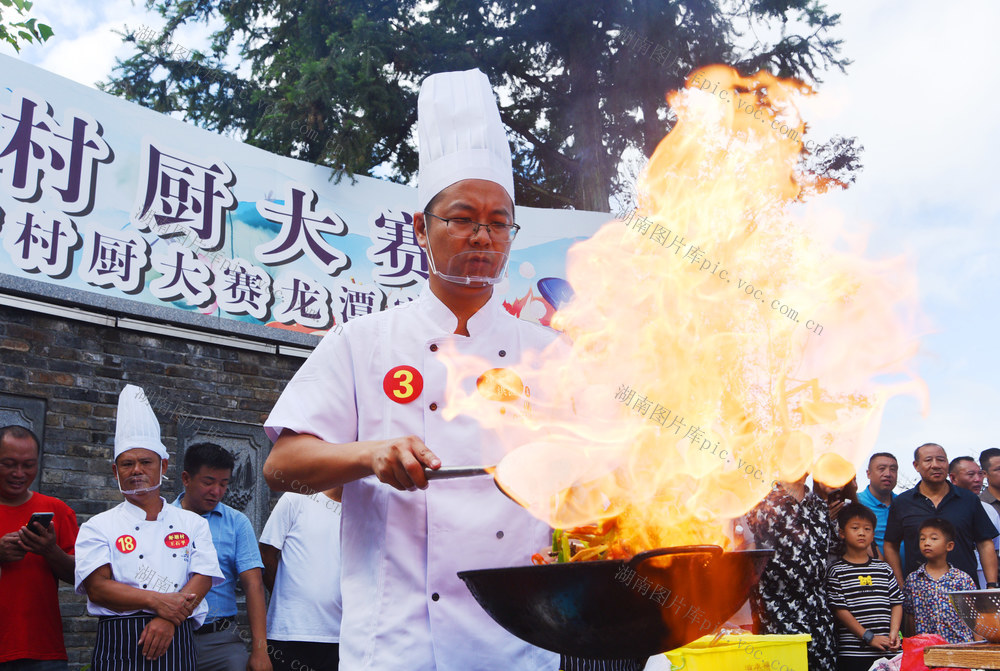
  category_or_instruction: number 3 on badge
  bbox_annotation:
[383,365,423,404]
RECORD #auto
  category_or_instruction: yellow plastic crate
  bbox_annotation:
[663,633,811,671]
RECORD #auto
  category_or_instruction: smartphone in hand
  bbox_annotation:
[27,512,54,533]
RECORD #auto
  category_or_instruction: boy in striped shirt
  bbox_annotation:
[826,503,903,671]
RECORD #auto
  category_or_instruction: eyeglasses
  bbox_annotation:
[424,212,520,242]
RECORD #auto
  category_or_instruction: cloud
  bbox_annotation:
[7,0,220,90]
[874,372,1000,469]
[805,0,1000,209]
[5,0,155,88]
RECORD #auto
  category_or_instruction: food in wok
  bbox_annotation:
[532,519,630,564]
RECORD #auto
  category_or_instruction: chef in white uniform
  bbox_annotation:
[75,385,224,670]
[263,69,560,671]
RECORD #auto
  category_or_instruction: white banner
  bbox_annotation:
[0,54,608,338]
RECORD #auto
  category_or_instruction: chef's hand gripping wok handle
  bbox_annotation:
[627,545,724,569]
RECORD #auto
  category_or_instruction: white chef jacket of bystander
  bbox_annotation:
[265,284,561,671]
[74,497,225,627]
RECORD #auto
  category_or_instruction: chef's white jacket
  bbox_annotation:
[74,497,225,626]
[265,284,560,671]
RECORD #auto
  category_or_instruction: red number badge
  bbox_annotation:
[115,535,137,553]
[164,532,190,549]
[383,365,423,404]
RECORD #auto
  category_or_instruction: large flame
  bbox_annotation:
[440,65,926,553]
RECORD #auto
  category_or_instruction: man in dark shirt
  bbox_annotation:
[884,443,998,589]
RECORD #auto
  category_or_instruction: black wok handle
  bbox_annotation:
[627,544,724,569]
[424,466,493,480]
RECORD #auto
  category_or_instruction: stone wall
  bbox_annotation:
[0,304,304,668]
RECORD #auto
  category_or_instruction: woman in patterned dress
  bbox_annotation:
[747,475,838,671]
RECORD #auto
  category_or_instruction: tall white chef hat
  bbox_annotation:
[114,384,168,461]
[417,68,515,212]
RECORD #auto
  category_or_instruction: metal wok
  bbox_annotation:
[457,545,772,659]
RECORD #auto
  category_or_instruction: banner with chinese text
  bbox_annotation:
[0,55,608,339]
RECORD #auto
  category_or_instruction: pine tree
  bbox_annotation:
[105,0,853,211]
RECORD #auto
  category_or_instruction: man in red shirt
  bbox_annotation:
[0,425,78,671]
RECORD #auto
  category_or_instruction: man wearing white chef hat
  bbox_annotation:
[75,384,223,671]
[263,69,561,670]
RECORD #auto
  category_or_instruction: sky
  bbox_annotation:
[4,0,998,491]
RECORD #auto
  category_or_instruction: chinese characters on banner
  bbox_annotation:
[272,271,332,330]
[367,209,428,287]
[79,226,150,293]
[150,245,214,306]
[1,91,111,281]
[255,184,348,274]
[0,88,432,334]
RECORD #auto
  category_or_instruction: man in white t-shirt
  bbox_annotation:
[258,487,342,671]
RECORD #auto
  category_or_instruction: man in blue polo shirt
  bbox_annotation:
[175,443,271,671]
[884,442,999,590]
[857,452,898,553]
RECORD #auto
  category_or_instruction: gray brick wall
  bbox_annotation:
[0,304,303,668]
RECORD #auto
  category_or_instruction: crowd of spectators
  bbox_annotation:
[0,386,342,671]
[747,443,1000,671]
[5,396,999,671]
